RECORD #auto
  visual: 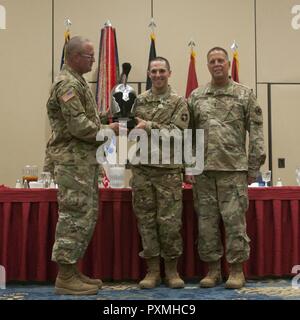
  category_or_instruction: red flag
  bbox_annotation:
[185,49,198,98]
[183,48,198,188]
[96,22,119,117]
[231,51,239,82]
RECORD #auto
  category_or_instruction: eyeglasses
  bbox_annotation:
[80,53,95,60]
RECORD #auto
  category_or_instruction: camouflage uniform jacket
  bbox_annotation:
[188,80,266,178]
[132,85,190,170]
[46,65,102,166]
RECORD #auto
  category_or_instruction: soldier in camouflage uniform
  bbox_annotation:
[186,47,266,289]
[43,140,55,178]
[131,57,189,289]
[45,36,119,295]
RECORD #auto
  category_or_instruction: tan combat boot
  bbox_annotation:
[164,259,185,289]
[225,263,245,289]
[55,263,99,295]
[199,261,222,288]
[73,265,103,289]
[139,257,161,289]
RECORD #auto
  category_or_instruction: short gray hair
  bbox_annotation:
[207,47,229,61]
[65,36,91,59]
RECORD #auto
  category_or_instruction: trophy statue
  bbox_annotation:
[111,63,137,130]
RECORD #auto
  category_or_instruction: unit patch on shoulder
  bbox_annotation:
[61,89,75,103]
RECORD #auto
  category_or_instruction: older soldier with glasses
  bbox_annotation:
[45,36,119,295]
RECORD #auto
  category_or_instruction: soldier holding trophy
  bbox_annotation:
[130,57,190,289]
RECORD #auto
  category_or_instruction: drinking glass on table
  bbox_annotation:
[262,170,272,187]
[40,171,51,188]
[22,165,38,184]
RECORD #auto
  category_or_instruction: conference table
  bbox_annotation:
[0,186,300,282]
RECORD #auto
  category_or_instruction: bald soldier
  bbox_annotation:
[45,36,119,295]
[186,47,265,289]
[131,57,189,289]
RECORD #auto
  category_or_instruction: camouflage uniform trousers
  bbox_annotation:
[131,166,183,260]
[52,164,99,264]
[193,171,250,264]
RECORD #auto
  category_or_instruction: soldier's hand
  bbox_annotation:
[135,117,147,129]
[109,122,127,136]
[247,176,256,185]
[184,174,196,184]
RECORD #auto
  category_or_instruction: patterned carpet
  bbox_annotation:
[1,278,300,300]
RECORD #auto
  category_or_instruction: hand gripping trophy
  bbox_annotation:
[110,63,137,130]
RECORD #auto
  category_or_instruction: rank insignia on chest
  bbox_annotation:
[181,113,188,122]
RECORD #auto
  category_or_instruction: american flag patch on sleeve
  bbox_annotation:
[61,89,75,102]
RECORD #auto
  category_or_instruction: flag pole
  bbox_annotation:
[60,18,71,70]
[230,40,239,82]
[64,18,71,45]
[64,18,72,31]
[96,20,120,188]
[148,17,156,35]
[230,40,238,51]
[146,18,157,90]
[188,39,195,52]
[188,38,196,59]
[96,21,119,115]
[185,39,198,99]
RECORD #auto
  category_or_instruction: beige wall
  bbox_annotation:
[0,0,52,186]
[256,0,300,185]
[256,0,300,82]
[271,85,300,185]
[0,0,300,186]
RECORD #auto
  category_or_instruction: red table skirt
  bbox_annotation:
[0,187,300,282]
